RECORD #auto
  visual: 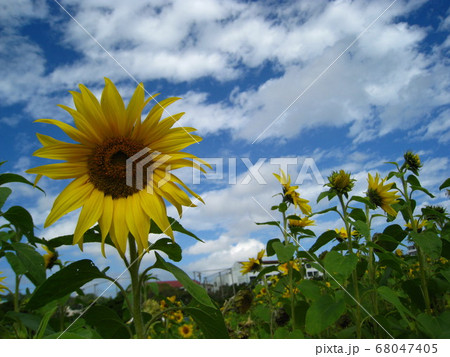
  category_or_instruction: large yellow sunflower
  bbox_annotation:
[27,78,209,257]
[366,173,400,217]
[273,170,311,215]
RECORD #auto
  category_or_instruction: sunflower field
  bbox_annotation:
[0,80,449,339]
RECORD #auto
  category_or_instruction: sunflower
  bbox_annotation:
[0,273,6,293]
[366,173,400,217]
[273,170,311,215]
[326,170,355,196]
[288,216,315,229]
[405,219,428,233]
[27,79,208,256]
[240,249,265,274]
[278,260,300,275]
[403,151,422,175]
[334,227,358,242]
[42,245,58,269]
[178,324,194,338]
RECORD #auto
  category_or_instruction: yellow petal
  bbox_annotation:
[44,176,94,227]
[98,194,113,257]
[26,162,88,180]
[73,189,104,244]
[111,198,128,256]
[36,133,65,147]
[35,119,94,147]
[125,194,150,254]
[101,78,126,136]
[139,190,173,240]
[33,143,91,161]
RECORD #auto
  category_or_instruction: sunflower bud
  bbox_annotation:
[326,170,355,196]
[404,151,422,175]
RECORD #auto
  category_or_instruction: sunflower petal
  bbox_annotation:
[73,189,104,244]
[35,119,94,147]
[44,176,94,227]
[139,190,173,240]
[98,194,113,257]
[111,198,128,256]
[27,162,88,180]
[101,78,126,136]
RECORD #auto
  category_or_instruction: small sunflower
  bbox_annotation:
[395,249,403,256]
[334,227,357,242]
[273,170,311,215]
[167,295,177,304]
[288,216,315,229]
[403,151,422,175]
[279,260,300,275]
[326,170,355,196]
[178,324,194,338]
[0,273,6,293]
[27,79,209,257]
[240,249,265,274]
[366,173,400,217]
[42,245,58,269]
[405,219,428,233]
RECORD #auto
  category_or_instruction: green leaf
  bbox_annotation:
[5,251,27,275]
[316,190,331,203]
[411,231,442,259]
[377,286,414,323]
[274,326,304,339]
[323,251,358,284]
[3,206,35,243]
[27,260,105,310]
[184,305,229,339]
[311,206,338,216]
[439,178,450,190]
[272,241,296,263]
[298,279,321,301]
[349,208,366,222]
[11,242,45,286]
[43,228,114,249]
[36,304,59,339]
[150,217,203,242]
[309,230,339,253]
[149,238,182,262]
[349,195,375,209]
[255,221,280,227]
[305,295,345,335]
[279,202,288,212]
[153,253,214,308]
[0,231,15,243]
[406,174,421,187]
[383,224,407,242]
[255,265,279,282]
[0,173,45,193]
[266,238,281,257]
[410,185,435,198]
[5,311,55,335]
[352,220,370,239]
[84,305,130,338]
[0,186,12,210]
[252,304,271,323]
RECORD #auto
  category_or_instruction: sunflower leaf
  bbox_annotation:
[0,187,12,211]
[150,217,203,242]
[309,230,339,253]
[3,206,35,244]
[11,242,45,286]
[149,238,182,262]
[0,173,45,193]
[27,259,105,310]
[153,252,215,308]
[184,304,229,339]
[439,178,450,190]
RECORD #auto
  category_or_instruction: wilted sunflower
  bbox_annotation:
[366,173,400,217]
[240,249,265,274]
[27,78,208,256]
[178,324,194,338]
[326,170,355,196]
[273,170,311,215]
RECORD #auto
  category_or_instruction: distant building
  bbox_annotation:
[207,259,322,292]
[407,245,417,256]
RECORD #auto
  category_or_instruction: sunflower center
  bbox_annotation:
[88,137,152,198]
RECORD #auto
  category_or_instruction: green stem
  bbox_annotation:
[127,236,145,339]
[14,274,21,312]
[366,205,379,337]
[400,175,431,314]
[263,276,274,337]
[288,265,296,330]
[338,194,362,338]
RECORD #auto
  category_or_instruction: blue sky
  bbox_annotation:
[0,0,449,294]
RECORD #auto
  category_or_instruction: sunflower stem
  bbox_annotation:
[338,194,362,338]
[365,204,379,336]
[128,236,145,339]
[400,174,431,314]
